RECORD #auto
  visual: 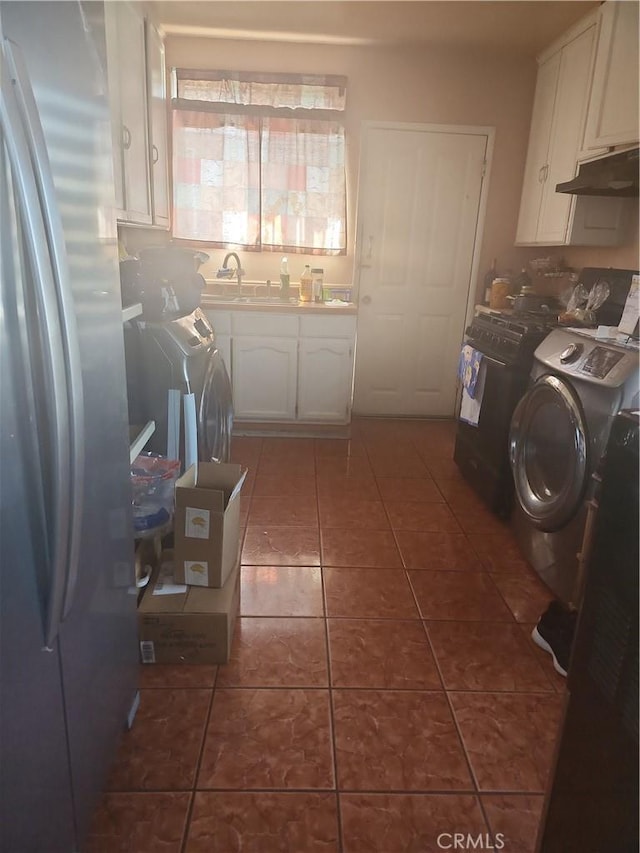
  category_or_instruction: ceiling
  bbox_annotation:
[155,1,600,56]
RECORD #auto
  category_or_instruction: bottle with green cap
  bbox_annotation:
[280,256,290,300]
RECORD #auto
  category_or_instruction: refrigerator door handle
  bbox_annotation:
[0,44,72,649]
[4,38,85,621]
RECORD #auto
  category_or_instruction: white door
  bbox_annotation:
[353,124,489,417]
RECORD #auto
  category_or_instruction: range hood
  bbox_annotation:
[556,147,639,197]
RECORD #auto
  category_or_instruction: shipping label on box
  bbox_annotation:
[138,551,240,665]
[174,462,246,588]
[185,507,211,539]
[183,560,210,586]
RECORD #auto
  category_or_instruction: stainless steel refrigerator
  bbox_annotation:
[0,3,139,850]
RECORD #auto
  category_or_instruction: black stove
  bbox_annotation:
[465,309,558,365]
[454,309,559,517]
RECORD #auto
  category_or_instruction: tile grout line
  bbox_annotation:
[179,661,221,853]
[315,439,344,853]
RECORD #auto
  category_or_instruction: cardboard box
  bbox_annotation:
[138,551,240,665]
[173,462,246,588]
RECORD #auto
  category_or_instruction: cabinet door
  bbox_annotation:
[584,1,640,149]
[515,52,560,244]
[117,2,151,224]
[298,338,354,422]
[146,21,170,227]
[537,25,596,244]
[232,337,298,420]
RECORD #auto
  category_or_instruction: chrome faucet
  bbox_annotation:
[218,252,244,296]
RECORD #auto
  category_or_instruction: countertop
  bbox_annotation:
[201,292,358,315]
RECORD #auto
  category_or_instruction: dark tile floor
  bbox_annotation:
[86,418,565,853]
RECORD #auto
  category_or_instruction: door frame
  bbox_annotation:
[353,120,496,359]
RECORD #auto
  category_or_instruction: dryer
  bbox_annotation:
[130,307,233,466]
[509,327,639,604]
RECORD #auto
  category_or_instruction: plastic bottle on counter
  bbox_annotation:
[280,256,290,300]
[483,258,498,305]
[299,264,312,303]
[311,268,324,303]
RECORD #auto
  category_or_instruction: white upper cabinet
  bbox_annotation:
[105,1,151,225]
[105,2,169,228]
[584,1,640,149]
[536,25,597,243]
[145,21,170,227]
[516,13,628,247]
[515,52,561,244]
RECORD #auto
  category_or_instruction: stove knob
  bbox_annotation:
[560,343,584,364]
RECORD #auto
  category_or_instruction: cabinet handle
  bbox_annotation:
[122,124,132,150]
[152,144,159,164]
[361,295,372,305]
[538,165,545,183]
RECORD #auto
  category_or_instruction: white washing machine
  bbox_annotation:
[130,308,233,466]
[509,327,639,604]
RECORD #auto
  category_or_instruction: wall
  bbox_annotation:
[120,33,639,300]
[121,34,539,296]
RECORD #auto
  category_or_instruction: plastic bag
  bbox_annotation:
[559,279,610,327]
[131,453,180,533]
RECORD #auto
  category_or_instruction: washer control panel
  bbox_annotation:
[535,328,639,390]
[579,346,625,379]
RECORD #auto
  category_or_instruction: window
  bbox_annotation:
[171,69,347,254]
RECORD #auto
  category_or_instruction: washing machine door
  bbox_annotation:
[509,374,588,532]
[198,349,233,463]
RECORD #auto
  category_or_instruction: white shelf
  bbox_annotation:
[122,302,143,323]
[129,420,156,463]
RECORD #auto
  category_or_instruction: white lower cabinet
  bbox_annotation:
[298,338,354,421]
[232,336,298,420]
[204,308,357,423]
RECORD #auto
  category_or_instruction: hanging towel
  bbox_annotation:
[458,345,486,426]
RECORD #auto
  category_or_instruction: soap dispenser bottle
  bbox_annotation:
[280,256,290,300]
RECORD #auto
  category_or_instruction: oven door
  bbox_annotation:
[454,348,530,516]
[509,374,588,531]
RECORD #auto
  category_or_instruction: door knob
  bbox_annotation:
[361,295,372,305]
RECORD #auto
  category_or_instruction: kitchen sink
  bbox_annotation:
[206,294,299,305]
[233,296,298,304]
